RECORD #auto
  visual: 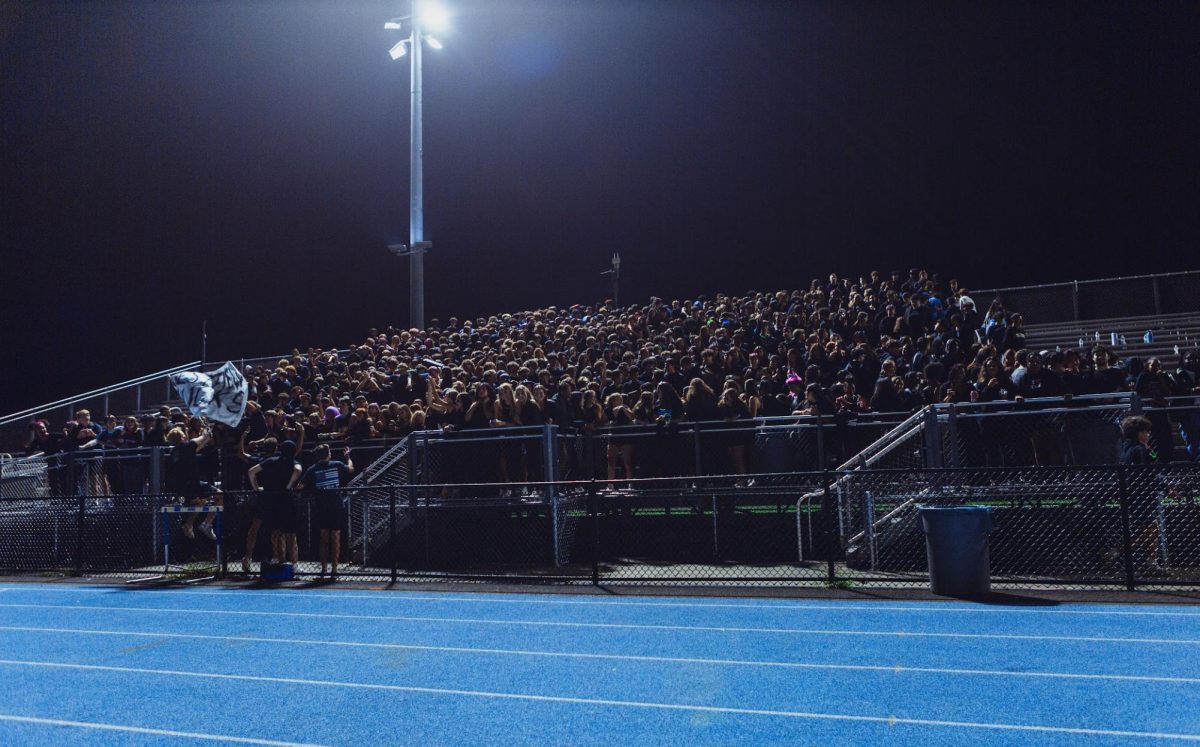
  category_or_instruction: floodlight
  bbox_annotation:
[425,35,443,50]
[383,20,402,30]
[389,40,408,60]
[418,1,451,33]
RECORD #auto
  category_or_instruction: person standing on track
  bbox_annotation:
[248,439,302,567]
[298,444,354,579]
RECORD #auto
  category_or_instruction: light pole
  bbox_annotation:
[601,252,621,309]
[385,1,448,331]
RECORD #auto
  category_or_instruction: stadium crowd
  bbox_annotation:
[21,267,1200,480]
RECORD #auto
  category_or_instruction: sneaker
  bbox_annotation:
[197,523,216,540]
[182,524,194,540]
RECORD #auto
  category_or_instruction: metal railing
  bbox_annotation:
[974,269,1200,323]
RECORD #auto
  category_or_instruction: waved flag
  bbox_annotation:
[170,361,248,427]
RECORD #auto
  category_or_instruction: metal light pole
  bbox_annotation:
[602,252,621,309]
[386,2,447,331]
[408,8,425,331]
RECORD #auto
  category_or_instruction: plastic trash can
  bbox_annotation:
[918,505,993,596]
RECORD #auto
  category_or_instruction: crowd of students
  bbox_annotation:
[21,267,1200,484]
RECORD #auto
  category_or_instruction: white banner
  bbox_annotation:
[170,361,248,427]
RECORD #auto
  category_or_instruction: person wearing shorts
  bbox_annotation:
[299,444,355,579]
[240,438,277,573]
[248,439,301,566]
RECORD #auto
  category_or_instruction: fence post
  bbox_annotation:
[542,424,557,486]
[589,479,599,586]
[864,489,877,571]
[692,422,704,477]
[822,467,835,585]
[1116,465,1137,591]
[149,447,163,495]
[923,407,944,469]
[813,414,826,470]
[945,404,960,469]
[390,486,398,583]
[75,493,86,576]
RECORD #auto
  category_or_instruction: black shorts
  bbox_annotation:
[263,491,297,534]
[314,493,347,532]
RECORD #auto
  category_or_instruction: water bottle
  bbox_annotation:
[1144,330,1154,344]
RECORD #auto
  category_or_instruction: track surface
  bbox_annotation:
[0,583,1197,745]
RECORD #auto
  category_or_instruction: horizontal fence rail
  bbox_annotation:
[1,464,1197,591]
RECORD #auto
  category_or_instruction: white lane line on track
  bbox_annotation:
[2,624,1197,685]
[5,585,1199,617]
[0,659,1195,742]
[0,713,327,746]
[1,602,1199,645]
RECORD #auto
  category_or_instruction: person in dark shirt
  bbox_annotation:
[1134,358,1176,462]
[298,444,355,579]
[166,426,218,541]
[1119,416,1164,574]
[1171,350,1200,461]
[248,439,302,566]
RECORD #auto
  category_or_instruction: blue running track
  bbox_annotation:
[0,583,1197,745]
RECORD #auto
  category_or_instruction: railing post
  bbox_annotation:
[135,384,142,413]
[946,404,960,469]
[102,394,109,418]
[1072,280,1081,321]
[1116,465,1137,591]
[75,493,86,576]
[545,424,561,567]
[864,489,877,571]
[814,414,826,470]
[923,407,944,469]
[589,479,599,586]
[692,422,703,477]
[390,486,398,583]
[1152,276,1162,316]
[542,424,557,486]
[149,447,164,494]
[822,467,835,586]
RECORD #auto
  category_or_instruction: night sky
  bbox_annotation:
[2,0,1197,413]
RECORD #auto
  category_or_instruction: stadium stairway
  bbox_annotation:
[1023,311,1200,362]
[345,437,413,568]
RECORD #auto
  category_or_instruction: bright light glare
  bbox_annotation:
[383,21,402,30]
[418,1,451,33]
[388,40,408,60]
[425,35,444,50]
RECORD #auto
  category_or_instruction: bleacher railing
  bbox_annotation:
[974,269,1200,324]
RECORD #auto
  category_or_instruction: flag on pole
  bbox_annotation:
[170,361,248,427]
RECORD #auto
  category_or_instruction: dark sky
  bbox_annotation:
[2,0,1197,413]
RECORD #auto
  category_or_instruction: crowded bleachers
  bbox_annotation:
[16,267,1200,481]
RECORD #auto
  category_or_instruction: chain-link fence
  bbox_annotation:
[836,464,1200,589]
[2,460,1197,590]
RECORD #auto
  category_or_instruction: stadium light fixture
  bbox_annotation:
[384,1,449,331]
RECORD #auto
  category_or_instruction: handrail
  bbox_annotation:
[0,361,202,427]
[974,269,1200,296]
